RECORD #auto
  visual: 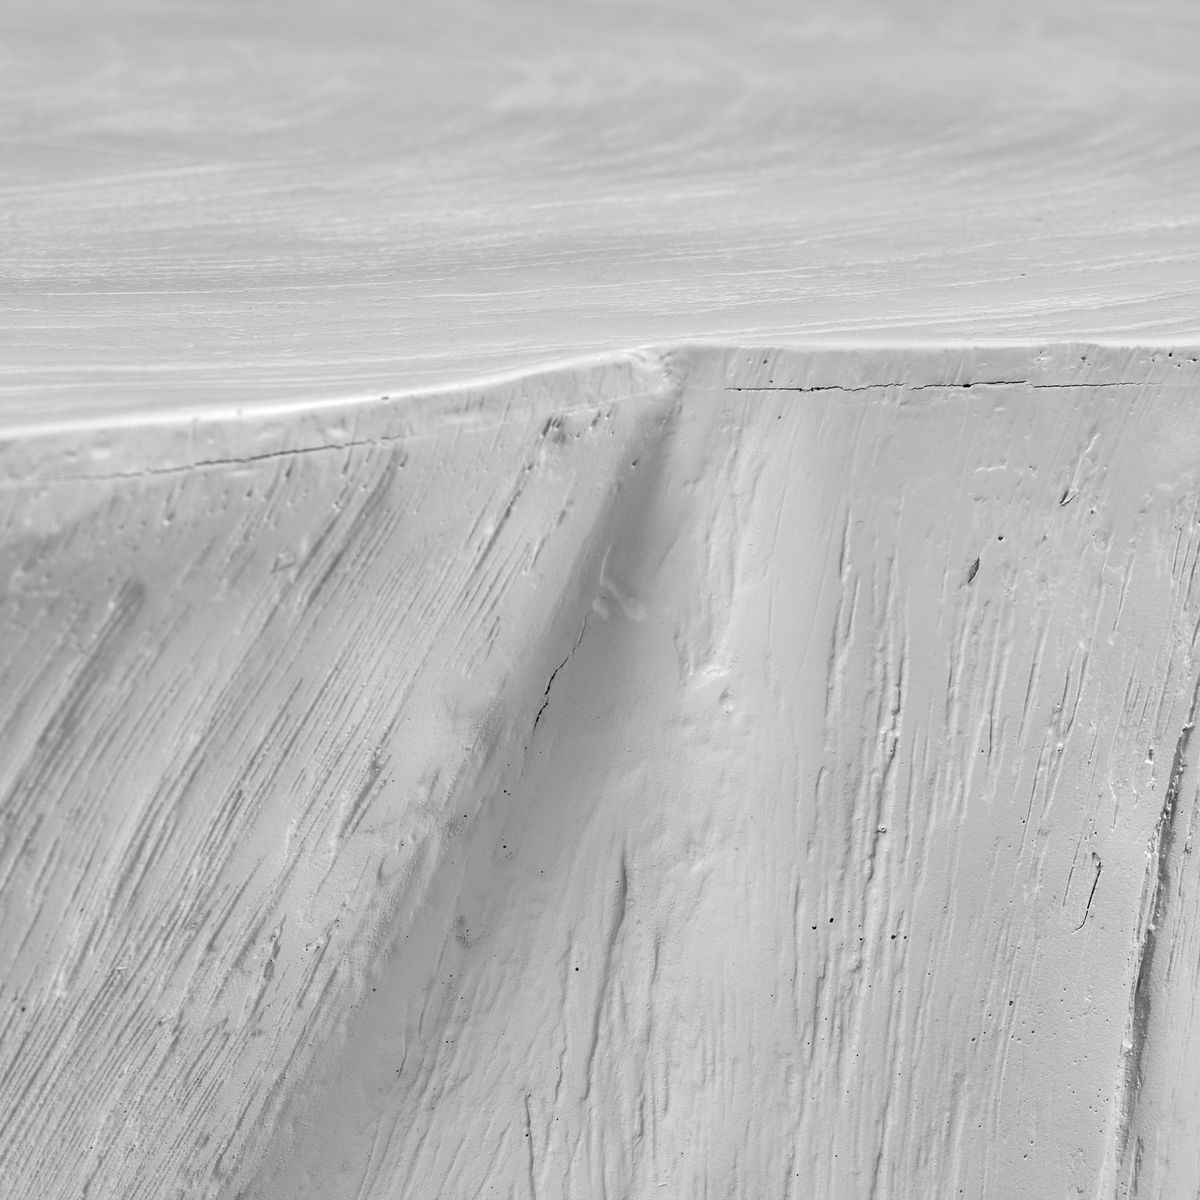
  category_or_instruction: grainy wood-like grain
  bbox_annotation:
[0,356,678,1199]
[6,344,1200,1198]
[225,346,1200,1200]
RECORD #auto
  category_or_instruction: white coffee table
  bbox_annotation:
[3,3,1198,1197]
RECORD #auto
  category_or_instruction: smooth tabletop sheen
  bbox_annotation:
[4,0,1200,428]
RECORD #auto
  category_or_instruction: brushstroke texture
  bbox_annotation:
[0,345,1178,1199]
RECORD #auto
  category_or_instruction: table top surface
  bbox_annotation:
[4,0,1200,432]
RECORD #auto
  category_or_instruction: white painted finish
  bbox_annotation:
[0,353,679,1199]
[4,346,1200,1198]
[4,0,1200,425]
[5,2,1200,1198]
[236,348,1200,1200]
